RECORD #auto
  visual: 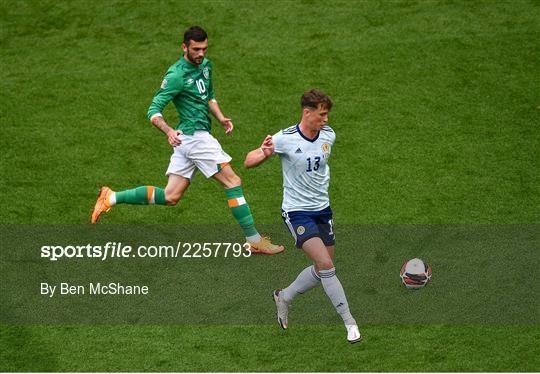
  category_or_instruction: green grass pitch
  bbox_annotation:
[1,0,539,371]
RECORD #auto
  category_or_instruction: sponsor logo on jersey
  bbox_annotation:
[322,143,330,153]
[295,148,303,154]
[187,78,194,85]
[203,67,210,79]
[296,226,305,235]
[160,79,168,89]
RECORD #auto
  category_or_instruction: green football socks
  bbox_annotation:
[225,186,259,238]
[113,186,166,205]
[110,185,259,239]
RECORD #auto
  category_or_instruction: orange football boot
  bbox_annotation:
[91,186,113,224]
[247,237,285,255]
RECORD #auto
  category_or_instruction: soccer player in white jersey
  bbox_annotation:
[244,89,361,343]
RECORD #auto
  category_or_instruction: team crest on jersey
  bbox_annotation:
[202,67,210,79]
[160,79,168,89]
[296,226,306,235]
[322,143,330,153]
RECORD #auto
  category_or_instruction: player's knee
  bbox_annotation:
[316,259,334,271]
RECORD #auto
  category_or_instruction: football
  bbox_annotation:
[400,258,432,289]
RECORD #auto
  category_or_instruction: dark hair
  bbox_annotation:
[301,89,333,111]
[183,26,208,46]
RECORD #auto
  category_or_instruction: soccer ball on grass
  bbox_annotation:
[400,258,432,289]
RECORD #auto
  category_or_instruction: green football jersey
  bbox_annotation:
[147,56,216,135]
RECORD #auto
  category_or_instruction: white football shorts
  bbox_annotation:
[166,130,232,179]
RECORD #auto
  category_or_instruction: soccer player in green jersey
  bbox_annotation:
[91,26,283,255]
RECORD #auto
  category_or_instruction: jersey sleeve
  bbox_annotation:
[147,69,184,120]
[272,130,286,155]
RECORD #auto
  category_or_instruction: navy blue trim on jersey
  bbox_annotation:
[321,125,334,133]
[282,124,298,135]
[281,206,335,248]
[296,124,320,142]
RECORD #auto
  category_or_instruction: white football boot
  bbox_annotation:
[346,324,362,344]
[272,289,289,329]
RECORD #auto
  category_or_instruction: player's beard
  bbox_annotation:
[186,51,204,65]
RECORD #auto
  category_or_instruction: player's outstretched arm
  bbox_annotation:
[244,135,274,168]
[150,114,182,146]
[209,99,233,135]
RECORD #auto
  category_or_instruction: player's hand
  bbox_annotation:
[221,118,234,135]
[167,129,182,147]
[261,135,274,157]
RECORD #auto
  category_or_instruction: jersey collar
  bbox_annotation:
[296,123,319,142]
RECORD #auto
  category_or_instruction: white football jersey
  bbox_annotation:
[272,123,335,212]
